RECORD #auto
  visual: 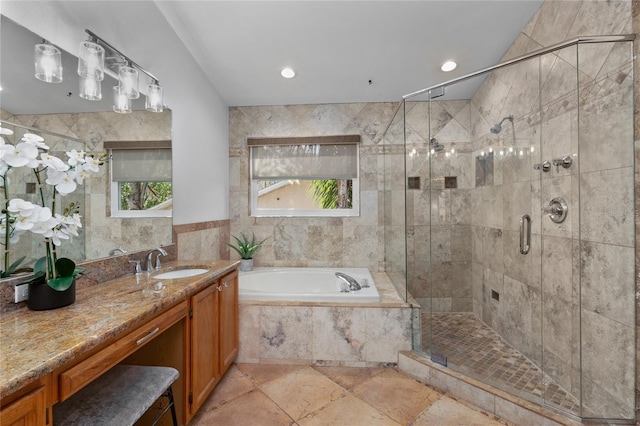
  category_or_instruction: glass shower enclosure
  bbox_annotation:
[384,36,636,421]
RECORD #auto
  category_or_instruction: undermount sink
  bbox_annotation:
[153,268,209,279]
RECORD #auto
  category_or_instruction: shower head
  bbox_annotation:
[430,137,444,152]
[490,115,514,134]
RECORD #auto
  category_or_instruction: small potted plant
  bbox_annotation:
[227,232,268,272]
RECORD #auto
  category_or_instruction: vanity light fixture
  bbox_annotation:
[145,80,163,112]
[76,29,163,111]
[281,67,296,79]
[118,63,139,99]
[34,42,63,83]
[441,60,457,72]
[113,85,131,114]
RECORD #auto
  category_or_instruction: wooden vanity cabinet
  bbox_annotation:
[187,269,239,419]
[218,270,239,373]
[189,280,220,416]
[0,376,50,426]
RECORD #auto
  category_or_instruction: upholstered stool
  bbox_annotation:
[53,365,179,426]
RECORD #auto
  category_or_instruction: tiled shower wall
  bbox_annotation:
[1,109,173,259]
[465,1,634,417]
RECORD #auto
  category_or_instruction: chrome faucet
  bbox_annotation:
[109,247,127,256]
[335,272,361,291]
[146,247,168,272]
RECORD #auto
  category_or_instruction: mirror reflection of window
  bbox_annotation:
[248,135,360,217]
[106,141,172,218]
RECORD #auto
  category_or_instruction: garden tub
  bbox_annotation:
[238,267,380,303]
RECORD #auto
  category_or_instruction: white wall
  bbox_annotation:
[1,0,230,225]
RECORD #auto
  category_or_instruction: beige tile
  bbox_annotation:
[353,368,441,424]
[260,366,347,421]
[413,396,505,426]
[236,363,306,386]
[205,365,256,409]
[313,366,385,390]
[190,389,295,426]
[298,393,400,426]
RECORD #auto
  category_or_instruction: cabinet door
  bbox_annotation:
[190,283,219,416]
[219,270,239,373]
[0,385,46,426]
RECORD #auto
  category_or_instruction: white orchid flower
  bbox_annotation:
[29,210,58,237]
[7,199,37,217]
[22,133,49,150]
[82,156,101,173]
[50,227,71,246]
[40,152,69,172]
[0,127,14,135]
[68,168,91,185]
[3,142,39,168]
[46,169,77,195]
[66,149,87,166]
[12,214,37,231]
[0,226,24,244]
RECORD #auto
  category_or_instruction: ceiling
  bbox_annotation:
[156,1,543,105]
[1,1,544,113]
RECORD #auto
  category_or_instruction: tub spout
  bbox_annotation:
[335,272,361,291]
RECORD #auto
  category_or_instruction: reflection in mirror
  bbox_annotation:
[0,15,173,270]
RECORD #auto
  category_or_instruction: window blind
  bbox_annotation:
[110,149,172,182]
[251,144,357,179]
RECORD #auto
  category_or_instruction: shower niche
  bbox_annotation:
[383,36,635,422]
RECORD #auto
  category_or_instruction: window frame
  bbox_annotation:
[248,135,361,218]
[106,140,173,219]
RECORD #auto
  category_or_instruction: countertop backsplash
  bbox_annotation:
[0,244,176,313]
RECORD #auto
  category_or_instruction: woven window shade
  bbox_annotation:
[249,135,359,180]
[110,149,171,182]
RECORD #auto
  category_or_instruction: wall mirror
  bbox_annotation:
[0,15,173,273]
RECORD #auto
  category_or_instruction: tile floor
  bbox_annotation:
[422,312,580,416]
[190,363,512,425]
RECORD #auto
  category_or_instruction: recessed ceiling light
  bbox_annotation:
[281,67,295,79]
[441,61,457,72]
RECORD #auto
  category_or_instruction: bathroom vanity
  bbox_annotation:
[0,260,239,425]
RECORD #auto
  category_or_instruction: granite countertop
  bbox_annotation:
[0,260,239,399]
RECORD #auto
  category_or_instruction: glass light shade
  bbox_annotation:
[77,41,105,81]
[79,75,102,101]
[118,66,139,99]
[145,83,163,112]
[34,44,63,83]
[113,86,131,114]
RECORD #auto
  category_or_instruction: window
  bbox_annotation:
[106,140,172,218]
[249,135,360,217]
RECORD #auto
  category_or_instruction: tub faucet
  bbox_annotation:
[147,247,168,272]
[335,272,361,291]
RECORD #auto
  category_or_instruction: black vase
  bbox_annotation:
[27,278,76,311]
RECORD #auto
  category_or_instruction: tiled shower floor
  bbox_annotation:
[421,312,581,416]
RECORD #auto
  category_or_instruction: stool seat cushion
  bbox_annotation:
[53,365,179,426]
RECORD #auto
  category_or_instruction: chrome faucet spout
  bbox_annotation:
[147,247,168,272]
[335,272,361,291]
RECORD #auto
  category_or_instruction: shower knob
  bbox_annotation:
[533,161,551,172]
[544,197,568,223]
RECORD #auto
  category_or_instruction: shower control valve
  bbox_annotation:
[533,161,551,172]
[552,156,572,172]
[544,197,568,223]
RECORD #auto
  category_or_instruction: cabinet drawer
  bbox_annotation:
[58,300,187,401]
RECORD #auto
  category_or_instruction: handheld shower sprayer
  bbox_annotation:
[490,115,514,134]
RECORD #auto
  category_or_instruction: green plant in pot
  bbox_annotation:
[227,232,268,272]
[0,128,106,310]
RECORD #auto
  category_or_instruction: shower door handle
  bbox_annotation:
[519,214,531,255]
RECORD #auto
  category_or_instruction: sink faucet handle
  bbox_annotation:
[155,254,164,269]
[129,260,142,274]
